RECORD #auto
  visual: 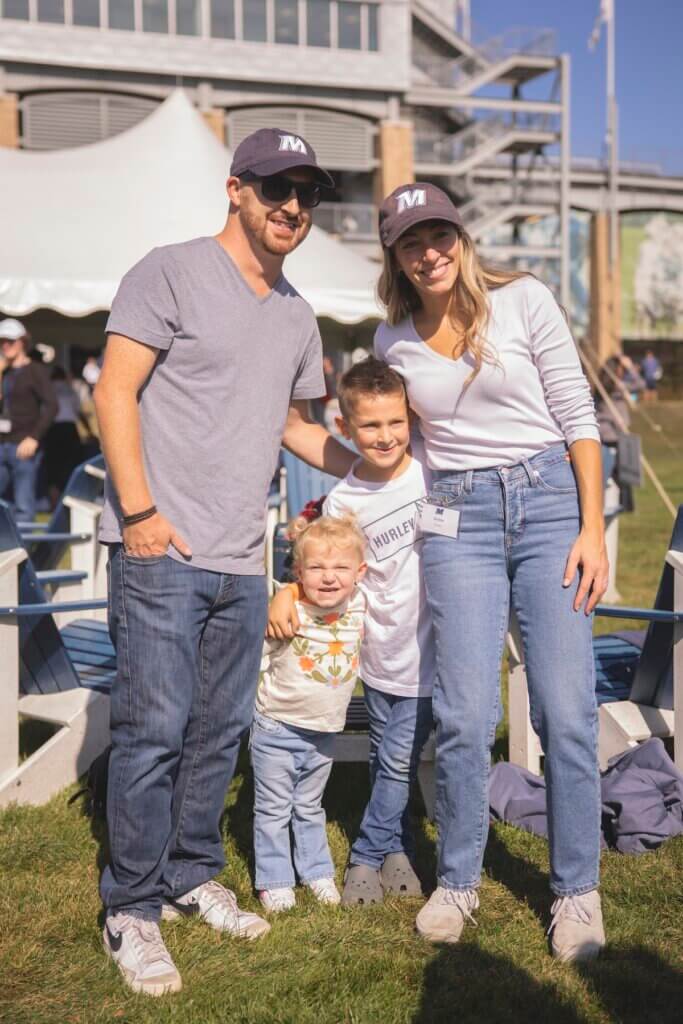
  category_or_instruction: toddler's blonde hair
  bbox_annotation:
[289,513,365,568]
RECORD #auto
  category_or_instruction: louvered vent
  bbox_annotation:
[227,107,376,170]
[21,93,158,151]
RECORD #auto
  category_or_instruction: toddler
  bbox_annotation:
[252,513,366,912]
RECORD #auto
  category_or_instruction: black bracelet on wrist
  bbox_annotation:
[122,505,157,527]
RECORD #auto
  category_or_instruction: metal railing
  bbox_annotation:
[414,26,556,91]
[414,112,553,167]
[315,202,377,240]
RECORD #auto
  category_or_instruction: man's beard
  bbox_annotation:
[242,205,310,256]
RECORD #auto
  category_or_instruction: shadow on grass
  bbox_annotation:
[483,824,550,925]
[413,945,585,1024]
[576,945,683,1024]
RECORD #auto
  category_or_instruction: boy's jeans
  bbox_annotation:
[422,443,601,897]
[350,685,433,869]
[0,442,42,523]
[250,711,336,890]
[100,545,267,920]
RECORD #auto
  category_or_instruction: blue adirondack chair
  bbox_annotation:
[508,505,683,773]
[0,499,113,807]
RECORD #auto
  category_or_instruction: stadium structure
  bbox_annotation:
[1,0,683,357]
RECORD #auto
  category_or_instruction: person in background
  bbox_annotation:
[640,348,663,402]
[0,318,57,523]
[43,366,88,507]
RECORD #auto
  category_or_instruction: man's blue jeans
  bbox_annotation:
[100,546,268,921]
[422,444,601,897]
[250,711,336,890]
[0,442,42,522]
[349,684,433,869]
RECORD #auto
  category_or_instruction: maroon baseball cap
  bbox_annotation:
[379,182,462,247]
[230,127,334,188]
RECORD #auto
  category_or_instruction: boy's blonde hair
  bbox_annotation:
[289,513,365,568]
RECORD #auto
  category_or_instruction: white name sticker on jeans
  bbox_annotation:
[418,502,461,538]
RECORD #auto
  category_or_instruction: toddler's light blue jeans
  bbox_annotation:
[250,711,336,890]
[422,443,601,897]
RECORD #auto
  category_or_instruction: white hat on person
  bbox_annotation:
[0,318,28,341]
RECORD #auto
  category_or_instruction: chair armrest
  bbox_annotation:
[20,531,91,543]
[595,604,683,624]
[0,599,108,617]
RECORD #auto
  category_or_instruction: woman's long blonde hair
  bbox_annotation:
[377,225,529,382]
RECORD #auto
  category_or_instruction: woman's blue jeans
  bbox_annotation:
[350,684,433,869]
[100,546,268,920]
[422,444,601,897]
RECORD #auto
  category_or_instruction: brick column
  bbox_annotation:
[589,211,621,363]
[0,93,20,149]
[375,120,414,203]
[202,109,225,145]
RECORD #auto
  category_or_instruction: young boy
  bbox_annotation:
[270,357,435,904]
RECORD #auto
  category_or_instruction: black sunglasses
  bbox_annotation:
[240,171,322,209]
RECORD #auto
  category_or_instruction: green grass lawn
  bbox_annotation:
[2,404,682,1024]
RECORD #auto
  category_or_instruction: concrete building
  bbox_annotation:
[2,0,683,356]
[0,2,572,290]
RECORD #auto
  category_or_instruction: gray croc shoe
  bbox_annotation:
[341,864,384,907]
[380,853,423,897]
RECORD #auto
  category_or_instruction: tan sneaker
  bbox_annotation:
[103,913,182,996]
[549,890,606,962]
[415,887,479,944]
[162,880,270,940]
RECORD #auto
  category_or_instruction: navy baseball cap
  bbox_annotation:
[379,182,462,247]
[230,127,334,188]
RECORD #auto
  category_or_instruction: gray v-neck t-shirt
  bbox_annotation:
[99,236,325,574]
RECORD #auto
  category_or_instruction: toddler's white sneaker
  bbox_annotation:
[307,878,341,905]
[258,887,296,913]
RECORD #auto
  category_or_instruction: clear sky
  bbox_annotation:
[472,0,683,174]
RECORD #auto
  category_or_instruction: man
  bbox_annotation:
[94,128,354,996]
[0,318,57,523]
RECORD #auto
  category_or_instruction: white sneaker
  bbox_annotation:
[415,887,479,944]
[307,878,341,905]
[162,880,270,940]
[549,890,606,962]
[258,887,297,913]
[103,913,182,997]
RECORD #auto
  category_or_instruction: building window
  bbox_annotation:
[367,2,378,51]
[210,0,234,38]
[243,0,267,42]
[72,0,100,26]
[176,0,201,35]
[37,0,64,22]
[142,0,168,32]
[3,0,30,18]
[306,0,329,46]
[338,1,361,50]
[109,0,135,30]
[274,0,298,44]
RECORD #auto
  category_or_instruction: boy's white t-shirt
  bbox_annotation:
[324,456,435,698]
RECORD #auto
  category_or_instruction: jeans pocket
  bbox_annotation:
[425,481,464,507]
[253,712,284,736]
[534,458,577,494]
[123,552,168,566]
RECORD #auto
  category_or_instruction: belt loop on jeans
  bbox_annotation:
[521,458,538,486]
[464,470,474,493]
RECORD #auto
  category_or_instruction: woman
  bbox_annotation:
[374,183,609,962]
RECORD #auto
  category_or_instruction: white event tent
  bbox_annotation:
[0,90,381,325]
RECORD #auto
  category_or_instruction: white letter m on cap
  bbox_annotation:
[279,134,307,154]
[396,189,426,213]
